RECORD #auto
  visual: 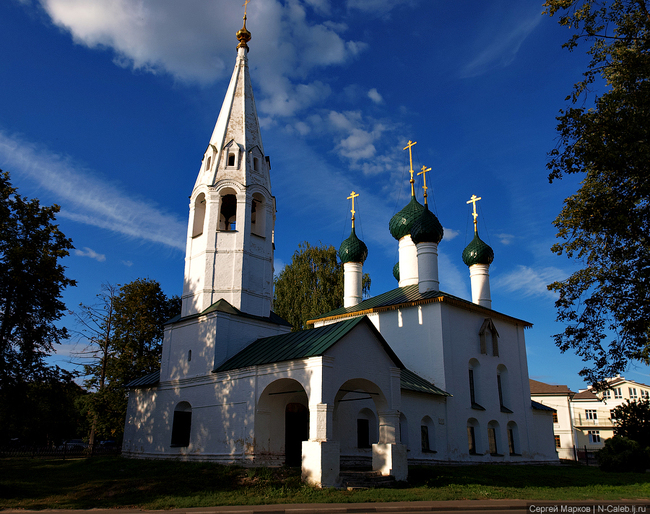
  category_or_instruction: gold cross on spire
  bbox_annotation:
[347,191,359,227]
[403,140,417,197]
[418,165,431,205]
[243,0,251,16]
[467,194,482,233]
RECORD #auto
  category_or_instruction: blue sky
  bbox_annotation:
[2,0,647,392]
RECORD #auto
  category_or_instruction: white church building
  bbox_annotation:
[122,16,558,487]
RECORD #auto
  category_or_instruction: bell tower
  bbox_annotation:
[181,11,275,318]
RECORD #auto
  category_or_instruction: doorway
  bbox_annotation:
[285,403,309,466]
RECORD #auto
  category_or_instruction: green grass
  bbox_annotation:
[1,457,648,510]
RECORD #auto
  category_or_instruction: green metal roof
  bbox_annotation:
[339,226,368,264]
[215,316,404,372]
[400,369,450,396]
[462,231,494,267]
[307,284,532,327]
[125,370,160,389]
[166,298,291,327]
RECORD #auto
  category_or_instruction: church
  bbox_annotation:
[122,14,558,487]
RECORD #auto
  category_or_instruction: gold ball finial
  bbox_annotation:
[237,0,252,51]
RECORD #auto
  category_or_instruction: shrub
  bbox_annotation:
[597,436,650,473]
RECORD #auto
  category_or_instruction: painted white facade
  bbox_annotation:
[123,19,558,488]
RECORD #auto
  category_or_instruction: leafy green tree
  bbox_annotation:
[544,0,650,384]
[612,398,650,444]
[273,241,370,331]
[75,279,180,441]
[0,169,75,386]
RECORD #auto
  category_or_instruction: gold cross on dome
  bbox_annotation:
[466,194,482,231]
[243,0,251,16]
[418,165,431,205]
[347,191,359,226]
[403,140,417,196]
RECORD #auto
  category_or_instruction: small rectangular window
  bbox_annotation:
[552,412,558,423]
[588,430,601,444]
[554,435,561,448]
[629,387,638,399]
[469,370,476,405]
[585,409,597,420]
[614,388,622,399]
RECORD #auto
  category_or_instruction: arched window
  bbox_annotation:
[399,412,409,448]
[421,416,435,453]
[497,364,512,413]
[253,157,260,171]
[251,193,265,237]
[469,359,484,410]
[507,421,519,456]
[467,418,479,455]
[488,420,501,456]
[192,193,206,237]
[171,402,192,447]
[219,189,237,231]
[228,153,236,167]
[479,318,500,356]
[206,155,212,171]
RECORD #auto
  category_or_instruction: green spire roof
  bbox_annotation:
[411,204,444,245]
[389,195,425,240]
[462,231,494,267]
[339,227,368,264]
[392,261,400,281]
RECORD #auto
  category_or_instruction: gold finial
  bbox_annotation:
[237,0,252,51]
[418,165,431,205]
[466,194,482,233]
[347,191,359,228]
[403,140,417,197]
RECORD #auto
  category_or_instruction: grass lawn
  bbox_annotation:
[1,457,649,510]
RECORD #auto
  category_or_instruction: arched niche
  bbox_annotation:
[251,192,266,237]
[218,187,238,231]
[171,401,192,448]
[192,193,206,237]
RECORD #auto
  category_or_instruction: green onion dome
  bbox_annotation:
[389,195,425,240]
[339,227,368,264]
[392,261,400,281]
[462,232,494,267]
[411,204,444,245]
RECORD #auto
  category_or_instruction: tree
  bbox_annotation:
[273,241,371,331]
[544,0,650,384]
[612,398,650,443]
[0,169,76,386]
[74,279,180,441]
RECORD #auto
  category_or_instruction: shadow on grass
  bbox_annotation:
[1,457,649,509]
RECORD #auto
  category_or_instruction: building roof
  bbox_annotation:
[339,226,368,264]
[215,315,404,372]
[462,230,494,267]
[573,389,599,400]
[529,379,574,395]
[307,284,532,327]
[400,368,450,397]
[125,370,160,389]
[531,400,556,412]
[166,298,291,328]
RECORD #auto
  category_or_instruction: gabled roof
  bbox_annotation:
[166,298,291,328]
[215,316,404,372]
[400,369,450,397]
[529,379,574,395]
[307,284,532,327]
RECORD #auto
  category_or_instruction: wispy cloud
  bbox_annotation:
[496,233,515,245]
[368,88,383,104]
[75,247,106,262]
[0,129,186,251]
[460,6,543,78]
[494,265,565,299]
[443,227,459,241]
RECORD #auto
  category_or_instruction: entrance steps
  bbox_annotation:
[339,470,397,490]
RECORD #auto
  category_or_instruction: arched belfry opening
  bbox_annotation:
[219,189,238,231]
[192,193,206,237]
[251,192,265,237]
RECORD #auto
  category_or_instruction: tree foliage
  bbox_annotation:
[0,170,75,386]
[273,242,371,331]
[612,398,650,443]
[74,279,180,441]
[544,0,650,384]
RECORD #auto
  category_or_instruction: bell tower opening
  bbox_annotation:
[219,190,237,231]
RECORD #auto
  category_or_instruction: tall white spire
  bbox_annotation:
[182,16,275,318]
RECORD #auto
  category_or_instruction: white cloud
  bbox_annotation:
[368,88,383,104]
[496,232,515,245]
[460,6,543,78]
[122,260,134,267]
[0,129,186,251]
[443,227,459,241]
[494,265,565,299]
[75,247,106,262]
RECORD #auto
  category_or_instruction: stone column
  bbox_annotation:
[373,409,408,481]
[469,263,491,309]
[302,403,340,488]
